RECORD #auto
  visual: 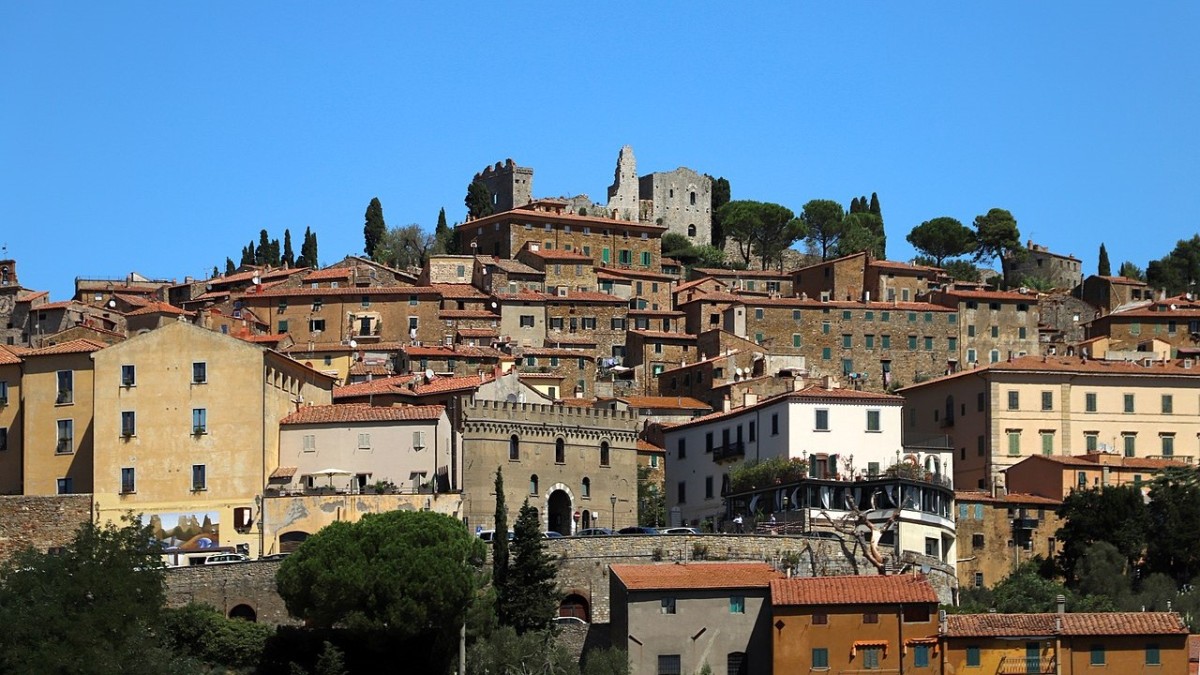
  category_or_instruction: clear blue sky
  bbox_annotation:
[3,3,1197,299]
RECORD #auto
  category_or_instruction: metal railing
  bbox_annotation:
[713,441,746,462]
[997,655,1056,674]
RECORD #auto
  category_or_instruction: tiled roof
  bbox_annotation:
[408,372,495,395]
[521,245,593,262]
[676,291,742,304]
[431,284,488,299]
[559,397,596,408]
[17,290,49,303]
[545,291,626,304]
[665,386,898,432]
[602,396,711,411]
[595,267,675,281]
[457,328,499,338]
[302,268,352,281]
[269,466,298,480]
[126,302,192,317]
[637,439,665,453]
[494,290,551,302]
[871,259,942,273]
[954,491,1063,506]
[486,257,542,275]
[251,285,441,298]
[237,333,289,344]
[732,296,952,311]
[792,251,868,272]
[627,309,685,316]
[1097,275,1147,286]
[628,329,697,340]
[770,574,938,606]
[944,612,1187,637]
[333,376,411,398]
[111,293,153,307]
[790,385,903,402]
[936,289,1039,302]
[518,372,564,380]
[1015,453,1187,471]
[458,206,668,232]
[401,345,501,358]
[693,268,793,278]
[898,355,1200,391]
[439,309,500,319]
[210,266,307,286]
[521,347,594,357]
[35,300,76,311]
[0,347,21,365]
[281,403,445,425]
[611,563,781,591]
[349,363,393,376]
[23,339,108,357]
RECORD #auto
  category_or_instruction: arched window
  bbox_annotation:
[689,191,697,206]
[555,438,566,464]
[582,477,591,498]
[687,223,697,237]
[509,435,520,461]
[530,474,539,495]
[600,441,610,467]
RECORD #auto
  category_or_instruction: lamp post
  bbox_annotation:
[782,495,789,535]
[610,494,617,530]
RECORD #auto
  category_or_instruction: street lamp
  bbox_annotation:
[610,494,617,530]
[782,495,789,534]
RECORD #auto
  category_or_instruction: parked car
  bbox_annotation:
[260,552,290,561]
[554,616,587,626]
[574,528,615,537]
[477,530,514,543]
[205,553,250,565]
[542,531,565,539]
[660,527,702,535]
[617,526,659,535]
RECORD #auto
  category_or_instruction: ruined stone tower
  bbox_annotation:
[472,159,533,215]
[605,145,640,221]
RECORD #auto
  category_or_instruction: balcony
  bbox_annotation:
[997,656,1056,674]
[713,441,745,463]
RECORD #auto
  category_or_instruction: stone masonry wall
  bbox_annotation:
[0,494,91,564]
[164,559,297,626]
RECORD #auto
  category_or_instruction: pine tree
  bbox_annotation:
[502,499,558,634]
[282,229,295,267]
[1098,243,1112,276]
[492,468,510,626]
[364,197,386,258]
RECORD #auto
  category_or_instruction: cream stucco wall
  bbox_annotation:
[92,321,333,557]
[23,350,97,495]
[0,362,22,494]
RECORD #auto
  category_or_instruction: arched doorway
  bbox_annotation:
[581,510,592,529]
[279,531,310,553]
[228,604,257,622]
[559,593,590,622]
[547,490,572,536]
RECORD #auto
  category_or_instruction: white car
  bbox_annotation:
[204,552,250,565]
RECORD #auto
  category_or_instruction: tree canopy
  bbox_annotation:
[1055,484,1149,583]
[836,212,886,259]
[276,509,484,667]
[1146,467,1200,584]
[1147,235,1200,295]
[0,517,185,675]
[906,217,976,266]
[373,224,434,271]
[707,175,731,248]
[363,197,386,258]
[1118,260,1145,281]
[718,200,804,269]
[972,208,1022,264]
[465,181,493,219]
[800,199,845,261]
[433,207,458,255]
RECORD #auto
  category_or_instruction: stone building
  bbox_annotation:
[1083,293,1200,357]
[544,291,628,362]
[1003,240,1084,290]
[459,399,639,535]
[638,166,713,246]
[605,145,642,222]
[791,252,946,304]
[953,490,1063,590]
[471,159,533,214]
[924,287,1040,366]
[473,256,544,295]
[692,267,793,296]
[1078,274,1152,314]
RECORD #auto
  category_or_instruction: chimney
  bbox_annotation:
[722,395,731,413]
[1056,594,1066,614]
[743,392,758,407]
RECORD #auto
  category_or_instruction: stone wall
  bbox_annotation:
[164,559,297,626]
[0,494,91,564]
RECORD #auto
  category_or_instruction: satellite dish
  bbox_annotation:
[424,368,435,382]
[107,300,116,308]
[252,275,261,285]
[205,283,213,291]
[1171,304,1178,311]
[490,301,498,309]
[349,340,357,349]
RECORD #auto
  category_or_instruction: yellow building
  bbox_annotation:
[92,321,335,559]
[942,611,1189,674]
[0,346,23,494]
[899,355,1200,490]
[21,339,106,495]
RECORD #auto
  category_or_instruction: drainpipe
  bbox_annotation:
[897,603,905,675]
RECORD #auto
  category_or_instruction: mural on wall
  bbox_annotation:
[143,511,220,551]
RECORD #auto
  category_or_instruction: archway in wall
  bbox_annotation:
[279,531,310,553]
[559,593,591,622]
[228,604,257,622]
[582,510,592,529]
[547,490,572,536]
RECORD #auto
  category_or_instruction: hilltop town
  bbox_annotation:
[2,146,1199,673]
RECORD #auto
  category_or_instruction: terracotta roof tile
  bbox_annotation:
[126,302,192,317]
[252,285,440,299]
[601,396,711,411]
[559,397,597,408]
[665,386,898,432]
[693,268,794,278]
[486,257,542,275]
[409,372,495,395]
[17,290,49,303]
[333,376,411,398]
[281,403,445,425]
[1015,453,1187,471]
[521,347,593,357]
[611,563,781,591]
[935,289,1039,302]
[34,300,76,311]
[637,439,665,453]
[595,267,675,281]
[431,284,488,299]
[674,277,726,293]
[270,466,298,480]
[954,491,1063,506]
[458,207,667,232]
[521,244,593,262]
[439,309,501,319]
[0,347,21,365]
[628,330,697,340]
[457,328,499,338]
[23,339,108,356]
[545,291,626,304]
[518,372,564,380]
[494,290,551,302]
[302,268,352,281]
[401,345,501,358]
[944,612,1187,637]
[111,293,153,307]
[349,363,393,376]
[899,355,1200,391]
[770,575,938,606]
[871,259,943,273]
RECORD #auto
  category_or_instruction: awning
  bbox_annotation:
[851,640,889,657]
[269,466,298,481]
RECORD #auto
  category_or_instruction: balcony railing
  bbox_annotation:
[997,656,1056,674]
[713,441,745,462]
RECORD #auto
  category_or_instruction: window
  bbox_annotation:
[813,613,828,625]
[822,321,830,334]
[1162,394,1173,414]
[56,419,73,453]
[1123,433,1137,457]
[56,370,73,404]
[121,411,135,437]
[924,336,933,351]
[842,334,852,348]
[729,595,744,613]
[641,251,651,266]
[509,435,520,461]
[972,533,985,549]
[1090,645,1105,666]
[1007,391,1019,410]
[278,320,288,333]
[973,573,983,589]
[308,318,325,332]
[192,362,207,384]
[192,464,207,491]
[989,349,1000,363]
[913,645,930,668]
[661,597,676,614]
[677,481,686,504]
[907,335,917,350]
[705,476,714,499]
[529,474,538,495]
[56,477,73,494]
[1085,392,1097,412]
[1162,434,1175,457]
[519,315,535,328]
[312,297,323,311]
[771,414,779,435]
[303,434,316,452]
[1085,432,1098,452]
[1007,430,1021,456]
[966,646,981,667]
[619,249,632,265]
[1041,391,1053,410]
[882,335,891,349]
[815,409,829,431]
[582,477,591,498]
[677,438,686,459]
[948,336,957,351]
[409,294,418,306]
[863,612,879,624]
[1146,644,1160,666]
[822,347,831,360]
[555,438,565,464]
[865,334,875,349]
[811,648,829,668]
[600,441,610,467]
[0,428,6,452]
[192,408,207,434]
[861,646,881,669]
[1124,393,1135,413]
[358,433,371,449]
[867,410,881,432]
[657,655,681,675]
[121,467,136,494]
[705,432,714,453]
[1041,431,1054,455]
[120,365,135,387]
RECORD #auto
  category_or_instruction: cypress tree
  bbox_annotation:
[256,230,272,265]
[869,192,881,216]
[492,468,510,625]
[241,241,255,266]
[503,499,559,634]
[850,197,861,213]
[211,266,219,278]
[434,207,457,255]
[1098,243,1112,276]
[224,258,235,275]
[282,229,295,267]
[364,197,386,258]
